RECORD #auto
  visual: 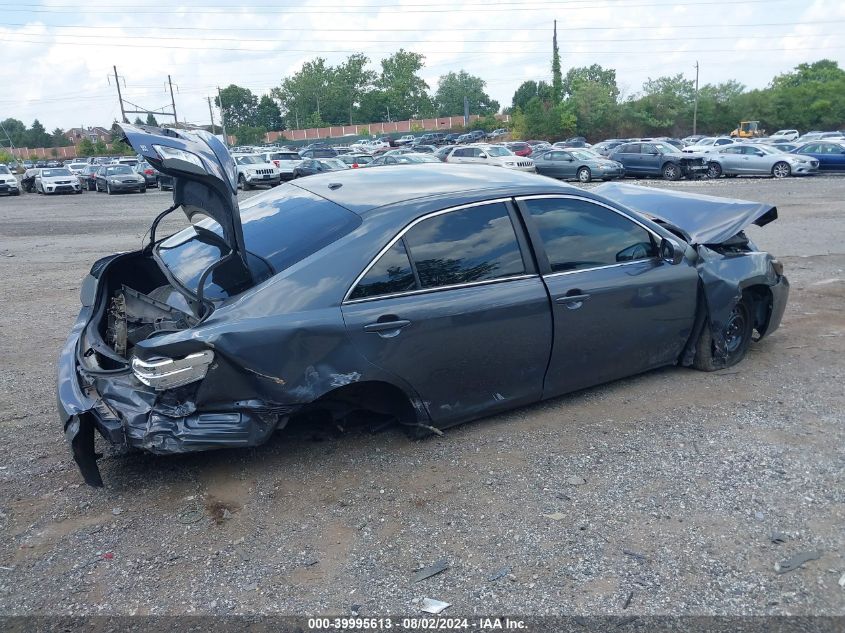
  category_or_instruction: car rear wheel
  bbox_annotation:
[693,295,754,371]
[139,186,146,194]
[662,162,681,181]
[577,167,592,183]
[772,161,791,178]
[707,162,722,178]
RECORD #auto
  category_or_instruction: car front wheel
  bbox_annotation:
[662,162,681,181]
[577,167,592,183]
[693,295,754,371]
[106,182,113,195]
[772,161,791,178]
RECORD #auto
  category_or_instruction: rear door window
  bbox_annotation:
[348,241,416,300]
[403,202,525,289]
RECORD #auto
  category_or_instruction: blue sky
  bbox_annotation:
[1,0,843,130]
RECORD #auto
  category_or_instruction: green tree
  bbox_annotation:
[255,95,284,131]
[511,80,552,112]
[110,140,132,155]
[26,119,51,147]
[435,70,499,117]
[93,139,108,155]
[133,116,144,125]
[215,84,259,129]
[562,65,620,139]
[378,49,433,120]
[77,138,95,156]
[624,74,695,136]
[336,53,377,125]
[0,118,27,146]
[511,97,575,140]
[50,127,71,147]
[551,23,562,104]
[146,113,159,126]
[234,126,267,145]
[766,59,845,131]
[273,58,336,128]
[694,80,746,134]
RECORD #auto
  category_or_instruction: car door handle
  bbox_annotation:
[363,319,412,333]
[555,292,591,309]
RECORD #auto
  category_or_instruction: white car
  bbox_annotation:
[395,134,416,146]
[353,139,390,153]
[36,167,82,194]
[0,164,21,196]
[769,129,800,142]
[443,144,536,172]
[261,151,303,181]
[67,162,88,175]
[682,136,736,153]
[232,154,281,189]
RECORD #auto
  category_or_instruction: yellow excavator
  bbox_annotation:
[730,121,766,138]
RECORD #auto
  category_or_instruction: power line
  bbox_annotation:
[0,0,790,14]
[2,18,837,32]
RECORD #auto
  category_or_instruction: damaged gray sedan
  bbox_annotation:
[57,124,789,486]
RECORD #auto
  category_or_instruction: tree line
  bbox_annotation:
[3,52,843,151]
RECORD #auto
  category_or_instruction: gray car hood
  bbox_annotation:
[594,182,777,245]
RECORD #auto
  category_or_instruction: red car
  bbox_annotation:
[507,142,532,157]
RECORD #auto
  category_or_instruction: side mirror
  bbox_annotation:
[479,154,488,159]
[660,238,685,265]
[756,151,765,156]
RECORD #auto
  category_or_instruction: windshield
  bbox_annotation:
[104,165,133,175]
[697,137,715,145]
[320,159,347,169]
[271,153,300,161]
[485,146,512,157]
[0,166,10,175]
[235,155,264,165]
[399,154,439,163]
[570,149,597,160]
[652,142,676,153]
[156,186,362,300]
[42,168,72,177]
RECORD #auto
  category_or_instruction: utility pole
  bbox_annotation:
[216,86,228,146]
[207,96,216,132]
[168,75,178,124]
[113,65,128,123]
[692,60,700,136]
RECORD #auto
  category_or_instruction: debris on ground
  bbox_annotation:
[420,598,451,614]
[543,512,567,521]
[838,572,845,589]
[623,549,647,561]
[566,476,587,486]
[623,591,634,609]
[489,566,511,582]
[412,558,449,583]
[176,505,203,525]
[775,550,821,574]
[770,531,789,544]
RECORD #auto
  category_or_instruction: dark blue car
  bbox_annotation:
[57,124,789,486]
[790,141,845,171]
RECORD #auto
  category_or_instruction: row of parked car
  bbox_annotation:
[12,157,175,195]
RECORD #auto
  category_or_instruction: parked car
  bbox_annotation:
[22,161,34,169]
[157,172,175,191]
[95,164,146,194]
[682,136,735,153]
[35,167,82,194]
[705,143,818,178]
[46,160,62,168]
[21,168,40,192]
[395,135,416,146]
[506,142,533,157]
[262,151,303,181]
[767,142,799,153]
[35,161,48,168]
[408,144,437,154]
[0,164,21,196]
[78,165,100,191]
[591,140,628,156]
[232,154,281,189]
[534,148,624,182]
[57,123,790,486]
[681,135,706,145]
[418,132,447,145]
[298,148,339,159]
[790,141,845,171]
[338,154,375,168]
[67,162,88,175]
[292,158,349,178]
[442,144,536,172]
[133,161,160,187]
[433,145,457,162]
[489,128,508,138]
[609,141,708,180]
[366,153,441,167]
[443,133,462,144]
[769,129,799,142]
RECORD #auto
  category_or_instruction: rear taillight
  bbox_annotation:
[352,163,359,168]
[144,169,154,175]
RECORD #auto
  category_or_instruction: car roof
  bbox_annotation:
[290,163,578,215]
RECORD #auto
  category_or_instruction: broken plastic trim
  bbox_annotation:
[132,350,215,391]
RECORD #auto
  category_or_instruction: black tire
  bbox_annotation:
[662,162,681,181]
[772,161,791,179]
[707,162,722,179]
[577,166,592,183]
[139,186,146,194]
[12,190,20,196]
[106,182,113,195]
[238,175,250,191]
[693,295,754,371]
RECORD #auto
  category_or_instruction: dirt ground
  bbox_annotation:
[0,175,843,617]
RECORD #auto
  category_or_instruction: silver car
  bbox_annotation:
[706,143,818,178]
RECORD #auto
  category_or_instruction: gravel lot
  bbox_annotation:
[0,175,843,617]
